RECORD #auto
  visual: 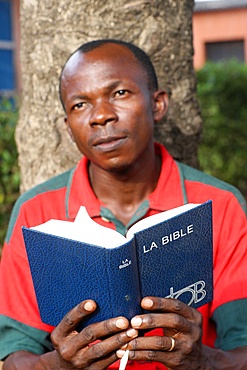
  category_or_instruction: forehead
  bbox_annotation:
[61,43,148,89]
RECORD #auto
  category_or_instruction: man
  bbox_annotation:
[0,39,247,369]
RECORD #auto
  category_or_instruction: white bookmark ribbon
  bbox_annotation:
[119,350,129,370]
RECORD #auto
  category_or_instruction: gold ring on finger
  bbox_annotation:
[167,337,176,352]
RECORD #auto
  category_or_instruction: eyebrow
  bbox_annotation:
[68,80,124,102]
[106,80,123,91]
[69,94,88,102]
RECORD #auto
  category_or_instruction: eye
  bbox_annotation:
[72,102,86,111]
[114,89,129,97]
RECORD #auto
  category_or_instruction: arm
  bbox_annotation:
[3,300,138,370]
[116,297,247,370]
[201,345,247,370]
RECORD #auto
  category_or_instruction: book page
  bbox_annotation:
[31,204,202,249]
[31,206,127,249]
[126,203,200,239]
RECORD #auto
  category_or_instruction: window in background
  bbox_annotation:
[206,40,245,63]
[0,0,16,94]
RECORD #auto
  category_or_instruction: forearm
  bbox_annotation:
[3,350,64,370]
[203,345,247,370]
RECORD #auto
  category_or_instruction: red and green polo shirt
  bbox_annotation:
[0,143,247,369]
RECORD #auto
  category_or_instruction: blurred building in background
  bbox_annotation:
[193,0,247,69]
[0,0,247,95]
[0,0,20,95]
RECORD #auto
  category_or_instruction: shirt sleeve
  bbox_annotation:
[210,193,247,349]
[0,196,55,360]
[213,299,247,350]
[0,315,53,360]
[211,193,247,311]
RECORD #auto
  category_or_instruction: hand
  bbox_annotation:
[50,300,138,369]
[116,297,207,370]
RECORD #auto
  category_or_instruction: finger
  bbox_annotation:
[83,352,119,370]
[141,297,202,324]
[52,300,97,343]
[55,316,131,358]
[117,348,176,367]
[71,315,130,349]
[59,349,119,370]
[130,312,193,334]
[116,335,180,368]
[117,332,200,370]
[119,335,176,352]
[77,328,139,367]
[52,306,133,366]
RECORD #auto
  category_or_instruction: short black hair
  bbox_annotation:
[59,39,158,110]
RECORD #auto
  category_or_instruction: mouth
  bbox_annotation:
[92,136,127,152]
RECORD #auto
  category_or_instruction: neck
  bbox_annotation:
[89,146,161,225]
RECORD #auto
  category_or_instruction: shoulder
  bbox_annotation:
[5,168,75,243]
[176,161,247,214]
[15,167,75,210]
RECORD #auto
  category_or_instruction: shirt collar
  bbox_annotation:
[148,143,185,211]
[66,156,102,220]
[66,143,185,219]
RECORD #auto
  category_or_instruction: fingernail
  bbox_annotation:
[116,350,125,358]
[131,317,142,327]
[126,328,138,338]
[142,298,153,308]
[121,343,128,349]
[116,318,128,329]
[84,301,95,311]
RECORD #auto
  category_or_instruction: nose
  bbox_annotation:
[89,100,117,126]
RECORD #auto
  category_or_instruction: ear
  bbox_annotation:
[152,90,169,123]
[64,117,75,142]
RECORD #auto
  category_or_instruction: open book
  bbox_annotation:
[22,201,213,328]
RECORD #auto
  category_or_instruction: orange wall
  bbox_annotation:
[193,8,247,69]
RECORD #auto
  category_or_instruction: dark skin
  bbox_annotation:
[62,43,167,225]
[4,43,247,369]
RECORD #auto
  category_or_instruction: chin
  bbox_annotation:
[100,157,135,174]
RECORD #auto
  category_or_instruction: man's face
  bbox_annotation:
[61,43,167,172]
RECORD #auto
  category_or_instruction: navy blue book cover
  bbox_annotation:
[22,200,213,328]
[135,201,213,310]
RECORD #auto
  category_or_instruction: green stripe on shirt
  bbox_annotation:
[213,299,247,350]
[177,162,247,214]
[0,315,53,360]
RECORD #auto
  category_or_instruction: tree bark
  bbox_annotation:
[16,0,201,192]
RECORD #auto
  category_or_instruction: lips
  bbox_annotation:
[92,135,127,152]
[93,135,125,146]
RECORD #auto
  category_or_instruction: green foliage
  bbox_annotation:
[0,98,20,249]
[196,60,247,199]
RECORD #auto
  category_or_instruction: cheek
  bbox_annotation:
[69,127,89,153]
[69,119,88,138]
[131,112,154,139]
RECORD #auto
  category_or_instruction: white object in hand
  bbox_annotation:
[119,350,129,370]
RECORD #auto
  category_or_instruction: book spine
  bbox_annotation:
[105,239,142,321]
[75,239,142,327]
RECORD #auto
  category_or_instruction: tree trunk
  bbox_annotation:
[16,0,201,192]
